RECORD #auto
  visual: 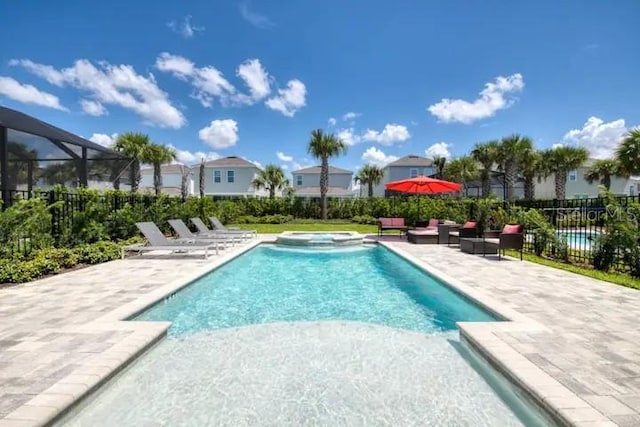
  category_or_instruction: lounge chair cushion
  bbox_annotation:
[409,229,438,235]
[391,218,405,227]
[502,224,523,234]
[427,218,439,228]
[462,221,477,229]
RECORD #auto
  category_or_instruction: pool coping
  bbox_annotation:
[379,241,615,427]
[3,236,611,426]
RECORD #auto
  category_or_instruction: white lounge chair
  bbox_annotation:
[168,219,241,247]
[191,217,250,240]
[122,222,225,259]
[209,216,257,238]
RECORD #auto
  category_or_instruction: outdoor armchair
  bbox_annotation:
[448,221,478,245]
[484,224,524,260]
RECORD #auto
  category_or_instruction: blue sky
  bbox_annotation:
[1,0,639,175]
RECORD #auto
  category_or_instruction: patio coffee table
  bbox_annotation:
[459,238,498,255]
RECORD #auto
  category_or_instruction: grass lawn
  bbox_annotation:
[505,250,640,290]
[228,222,382,234]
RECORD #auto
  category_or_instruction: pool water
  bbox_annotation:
[60,245,556,426]
[557,230,598,249]
[136,245,496,335]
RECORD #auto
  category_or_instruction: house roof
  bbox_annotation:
[294,186,355,196]
[202,156,259,168]
[386,155,433,167]
[141,163,190,174]
[292,165,353,174]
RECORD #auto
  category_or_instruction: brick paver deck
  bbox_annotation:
[0,236,639,426]
[383,241,640,427]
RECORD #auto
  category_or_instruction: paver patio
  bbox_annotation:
[0,235,638,426]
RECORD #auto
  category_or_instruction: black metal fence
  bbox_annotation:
[514,196,640,269]
[2,188,639,272]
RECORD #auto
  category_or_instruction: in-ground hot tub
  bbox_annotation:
[276,231,364,246]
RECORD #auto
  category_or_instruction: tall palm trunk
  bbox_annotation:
[554,171,567,200]
[269,187,276,199]
[504,164,516,201]
[199,161,205,198]
[320,156,329,219]
[368,182,374,198]
[180,170,189,201]
[153,161,162,196]
[481,170,491,198]
[130,160,141,192]
[523,177,535,200]
[602,174,611,190]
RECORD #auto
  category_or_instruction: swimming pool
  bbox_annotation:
[557,230,599,250]
[61,245,555,426]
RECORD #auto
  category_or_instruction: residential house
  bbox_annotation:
[535,159,640,200]
[372,155,435,196]
[191,156,268,197]
[140,164,193,196]
[291,165,355,197]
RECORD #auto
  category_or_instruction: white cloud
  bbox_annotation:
[276,151,293,162]
[562,116,631,159]
[362,124,410,146]
[239,0,275,29]
[167,15,204,39]
[89,133,117,147]
[167,144,220,165]
[361,146,398,167]
[427,73,524,124]
[0,76,67,110]
[265,79,307,117]
[328,117,337,127]
[155,52,195,79]
[80,99,107,116]
[337,128,361,146]
[281,164,289,170]
[425,142,451,159]
[343,112,361,121]
[236,59,271,101]
[551,143,564,149]
[11,58,185,128]
[198,119,239,149]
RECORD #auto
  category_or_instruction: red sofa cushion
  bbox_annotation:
[463,221,477,229]
[427,218,439,228]
[502,224,523,234]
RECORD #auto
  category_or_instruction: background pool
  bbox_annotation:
[135,245,496,335]
[557,230,599,249]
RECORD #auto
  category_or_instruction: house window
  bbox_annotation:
[568,170,577,181]
[214,170,221,183]
[296,175,303,186]
[410,168,418,178]
[227,170,234,183]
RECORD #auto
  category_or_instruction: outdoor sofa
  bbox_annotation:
[378,217,409,236]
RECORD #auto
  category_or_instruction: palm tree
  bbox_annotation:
[519,148,543,200]
[143,143,177,196]
[307,129,348,219]
[471,140,499,197]
[178,164,192,201]
[541,145,589,199]
[356,164,385,197]
[443,156,478,196]
[354,172,367,197]
[432,156,446,179]
[113,132,151,192]
[616,128,640,176]
[199,159,205,198]
[584,159,623,191]
[251,164,289,199]
[496,134,533,201]
[39,162,78,186]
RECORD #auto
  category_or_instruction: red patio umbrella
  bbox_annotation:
[385,175,462,194]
